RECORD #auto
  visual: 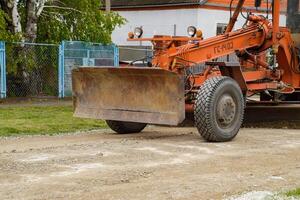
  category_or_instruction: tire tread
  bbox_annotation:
[194,76,244,142]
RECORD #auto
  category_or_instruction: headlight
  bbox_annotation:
[196,29,203,39]
[187,26,197,37]
[128,32,134,39]
[134,27,143,38]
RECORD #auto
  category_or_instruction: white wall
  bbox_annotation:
[112,8,286,46]
[112,9,198,46]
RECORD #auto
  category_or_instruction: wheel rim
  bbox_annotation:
[216,94,237,128]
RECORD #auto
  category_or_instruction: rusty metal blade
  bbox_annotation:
[72,67,185,125]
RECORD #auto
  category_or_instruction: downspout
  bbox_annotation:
[105,0,111,12]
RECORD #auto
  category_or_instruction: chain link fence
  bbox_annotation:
[62,41,118,97]
[6,43,59,97]
[0,41,119,99]
[0,41,239,99]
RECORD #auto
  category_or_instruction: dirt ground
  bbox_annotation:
[0,127,299,200]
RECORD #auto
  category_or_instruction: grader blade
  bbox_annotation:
[72,67,185,125]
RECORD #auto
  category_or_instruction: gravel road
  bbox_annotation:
[0,127,299,200]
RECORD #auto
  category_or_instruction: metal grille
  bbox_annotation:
[119,46,153,66]
[62,41,118,97]
[6,43,59,97]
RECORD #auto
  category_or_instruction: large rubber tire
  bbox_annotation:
[194,76,245,142]
[106,120,147,134]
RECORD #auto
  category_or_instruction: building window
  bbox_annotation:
[216,23,227,35]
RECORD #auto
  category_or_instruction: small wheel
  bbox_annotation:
[194,76,245,142]
[106,120,147,134]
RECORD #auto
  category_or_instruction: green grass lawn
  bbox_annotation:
[0,105,107,137]
[286,188,300,197]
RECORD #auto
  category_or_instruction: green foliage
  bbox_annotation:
[5,44,60,97]
[0,0,125,44]
[0,10,20,41]
[2,0,125,89]
[0,105,107,136]
[1,0,124,96]
[286,188,300,197]
[37,0,125,44]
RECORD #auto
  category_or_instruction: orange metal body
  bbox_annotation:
[128,0,300,98]
[71,0,300,127]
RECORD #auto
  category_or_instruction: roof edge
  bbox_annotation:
[108,3,286,14]
[107,2,203,9]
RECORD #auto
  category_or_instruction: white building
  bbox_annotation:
[107,0,288,46]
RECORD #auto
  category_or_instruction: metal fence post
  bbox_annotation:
[58,41,65,98]
[0,42,6,99]
[114,45,119,67]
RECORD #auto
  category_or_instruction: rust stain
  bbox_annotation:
[72,67,185,125]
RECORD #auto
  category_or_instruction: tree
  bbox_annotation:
[0,0,125,97]
[0,0,125,43]
[37,0,124,44]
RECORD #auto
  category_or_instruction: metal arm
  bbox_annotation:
[225,0,246,33]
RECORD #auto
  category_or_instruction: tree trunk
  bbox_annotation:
[25,0,38,42]
[0,0,48,97]
[0,0,22,34]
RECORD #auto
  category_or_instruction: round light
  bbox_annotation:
[134,27,143,38]
[128,32,134,39]
[187,26,197,37]
[196,29,203,39]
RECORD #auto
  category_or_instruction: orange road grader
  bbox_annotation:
[72,0,300,142]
